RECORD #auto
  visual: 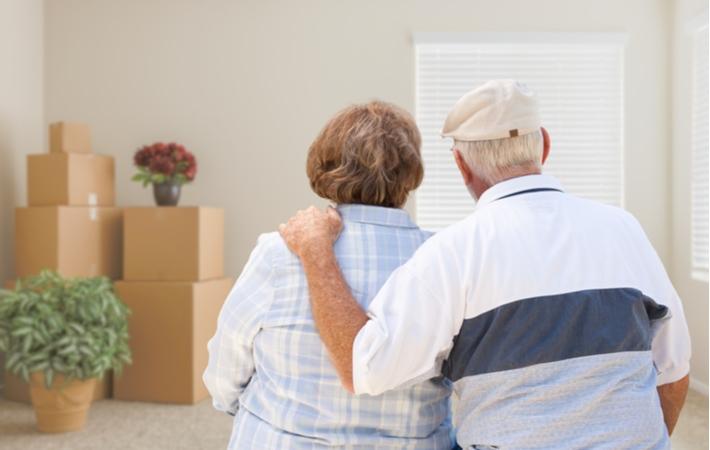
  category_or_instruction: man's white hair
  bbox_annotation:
[455,130,543,186]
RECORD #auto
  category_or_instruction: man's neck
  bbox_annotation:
[473,167,542,199]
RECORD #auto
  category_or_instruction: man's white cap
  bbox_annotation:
[441,79,541,141]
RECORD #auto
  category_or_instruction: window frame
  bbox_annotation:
[688,17,709,283]
[413,32,627,230]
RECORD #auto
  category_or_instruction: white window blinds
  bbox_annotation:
[691,24,709,281]
[414,33,625,230]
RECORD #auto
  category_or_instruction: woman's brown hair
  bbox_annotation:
[306,101,423,208]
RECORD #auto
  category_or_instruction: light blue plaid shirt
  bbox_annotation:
[204,204,453,449]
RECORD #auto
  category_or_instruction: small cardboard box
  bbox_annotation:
[49,122,91,154]
[113,277,233,404]
[15,207,123,279]
[27,153,114,206]
[2,371,112,403]
[123,207,224,281]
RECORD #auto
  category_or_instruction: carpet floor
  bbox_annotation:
[0,390,706,449]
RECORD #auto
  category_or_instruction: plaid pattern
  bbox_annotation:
[204,204,454,449]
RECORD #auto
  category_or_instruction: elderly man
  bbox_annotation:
[279,80,691,449]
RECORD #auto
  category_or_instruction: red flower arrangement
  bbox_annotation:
[132,142,197,186]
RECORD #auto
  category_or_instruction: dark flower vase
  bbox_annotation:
[153,181,181,206]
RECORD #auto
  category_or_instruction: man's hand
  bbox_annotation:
[279,206,343,259]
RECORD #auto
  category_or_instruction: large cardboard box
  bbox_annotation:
[113,277,233,404]
[28,153,114,206]
[2,371,112,403]
[15,207,123,279]
[123,207,224,281]
[49,122,91,154]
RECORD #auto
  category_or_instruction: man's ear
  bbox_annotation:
[541,127,551,165]
[453,149,474,185]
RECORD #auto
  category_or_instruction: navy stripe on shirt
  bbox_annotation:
[442,288,669,382]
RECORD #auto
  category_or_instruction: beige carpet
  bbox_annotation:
[672,389,710,450]
[0,390,706,449]
[0,398,233,450]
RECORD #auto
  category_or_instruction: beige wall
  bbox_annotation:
[671,0,709,391]
[0,0,44,388]
[43,0,672,275]
[0,0,44,283]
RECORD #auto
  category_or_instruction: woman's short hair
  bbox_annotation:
[306,101,423,208]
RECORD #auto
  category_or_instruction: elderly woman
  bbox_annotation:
[203,101,453,449]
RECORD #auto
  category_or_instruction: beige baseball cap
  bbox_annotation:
[441,79,541,142]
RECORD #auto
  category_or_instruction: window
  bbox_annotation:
[691,23,709,281]
[414,33,625,230]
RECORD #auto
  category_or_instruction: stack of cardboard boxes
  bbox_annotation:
[5,122,122,402]
[114,207,233,404]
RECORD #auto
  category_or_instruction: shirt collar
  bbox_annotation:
[336,204,419,229]
[475,174,564,209]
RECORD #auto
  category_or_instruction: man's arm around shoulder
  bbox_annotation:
[279,206,366,393]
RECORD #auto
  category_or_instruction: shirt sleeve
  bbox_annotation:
[203,234,275,414]
[625,214,692,386]
[652,284,691,386]
[352,234,466,396]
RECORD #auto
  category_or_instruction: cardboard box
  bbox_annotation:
[15,207,123,279]
[2,371,112,403]
[28,153,114,206]
[113,277,233,404]
[49,122,91,154]
[123,207,224,281]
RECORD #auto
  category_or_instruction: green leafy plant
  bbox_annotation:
[0,271,131,388]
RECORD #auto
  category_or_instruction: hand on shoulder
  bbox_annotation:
[278,206,343,260]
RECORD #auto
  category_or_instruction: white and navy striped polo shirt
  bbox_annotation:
[352,174,691,450]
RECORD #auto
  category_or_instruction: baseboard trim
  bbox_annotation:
[689,376,709,396]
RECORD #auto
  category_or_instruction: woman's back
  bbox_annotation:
[204,100,451,449]
[231,205,452,449]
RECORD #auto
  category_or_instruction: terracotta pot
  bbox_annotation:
[29,372,96,433]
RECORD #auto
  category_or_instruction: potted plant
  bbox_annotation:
[0,271,131,433]
[132,142,197,206]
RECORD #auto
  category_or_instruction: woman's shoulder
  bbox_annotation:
[255,224,433,264]
[253,231,299,264]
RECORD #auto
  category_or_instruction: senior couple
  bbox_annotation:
[204,80,691,449]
